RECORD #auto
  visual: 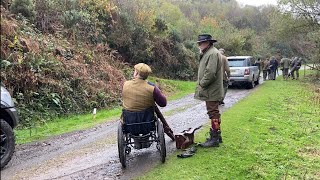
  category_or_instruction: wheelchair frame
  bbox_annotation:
[117,110,166,168]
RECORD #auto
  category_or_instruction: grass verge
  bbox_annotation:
[139,71,320,179]
[15,77,196,144]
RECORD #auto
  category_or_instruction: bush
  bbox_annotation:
[10,0,35,22]
[153,18,168,33]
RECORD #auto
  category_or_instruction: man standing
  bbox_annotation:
[290,57,302,80]
[218,48,230,106]
[254,57,262,78]
[275,51,282,76]
[261,57,270,81]
[194,34,223,147]
[280,56,291,80]
[269,56,278,80]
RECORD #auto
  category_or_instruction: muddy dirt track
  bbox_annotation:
[1,85,260,180]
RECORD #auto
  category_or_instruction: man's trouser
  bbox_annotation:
[205,101,220,119]
[263,70,268,80]
[222,80,228,102]
[267,69,271,80]
[269,69,275,80]
[291,69,299,79]
[283,68,289,79]
[205,101,221,131]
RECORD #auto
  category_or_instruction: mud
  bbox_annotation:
[1,85,261,180]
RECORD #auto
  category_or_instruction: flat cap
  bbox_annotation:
[134,63,152,77]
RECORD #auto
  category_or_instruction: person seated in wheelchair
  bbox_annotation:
[122,63,167,148]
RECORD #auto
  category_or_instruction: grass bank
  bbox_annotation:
[15,77,196,144]
[139,71,320,179]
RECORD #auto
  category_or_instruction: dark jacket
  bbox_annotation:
[291,58,302,70]
[269,59,278,70]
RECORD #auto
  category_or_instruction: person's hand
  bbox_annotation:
[199,84,205,90]
[155,79,162,91]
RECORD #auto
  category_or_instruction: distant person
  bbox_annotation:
[267,58,272,80]
[269,56,278,80]
[254,57,262,78]
[290,57,302,80]
[288,57,294,78]
[280,56,291,80]
[261,58,270,81]
[194,34,223,147]
[275,51,282,76]
[218,48,230,106]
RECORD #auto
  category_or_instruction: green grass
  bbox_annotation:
[15,77,196,144]
[148,76,196,100]
[163,104,194,117]
[139,71,320,180]
[15,107,122,144]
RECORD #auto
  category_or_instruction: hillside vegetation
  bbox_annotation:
[0,0,319,128]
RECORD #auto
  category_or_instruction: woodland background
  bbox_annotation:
[1,0,319,128]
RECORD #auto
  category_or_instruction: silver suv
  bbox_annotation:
[227,56,260,89]
[1,85,19,169]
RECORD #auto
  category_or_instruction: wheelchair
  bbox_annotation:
[117,107,166,168]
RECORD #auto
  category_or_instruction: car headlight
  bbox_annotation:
[1,86,15,107]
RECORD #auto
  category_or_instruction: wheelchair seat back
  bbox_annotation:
[122,107,156,135]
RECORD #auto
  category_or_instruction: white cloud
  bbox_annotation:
[236,0,278,7]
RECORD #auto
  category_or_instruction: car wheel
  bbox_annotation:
[156,120,166,163]
[247,79,255,89]
[254,76,260,85]
[0,119,15,169]
[117,122,126,168]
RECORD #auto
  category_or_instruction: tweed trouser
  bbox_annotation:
[205,101,221,130]
[291,69,299,79]
[263,70,268,80]
[283,68,289,80]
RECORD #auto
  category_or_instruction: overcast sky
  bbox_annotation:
[236,0,278,7]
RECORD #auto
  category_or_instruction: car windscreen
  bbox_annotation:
[228,59,246,67]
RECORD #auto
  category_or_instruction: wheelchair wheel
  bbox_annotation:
[117,122,126,168]
[157,120,166,163]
